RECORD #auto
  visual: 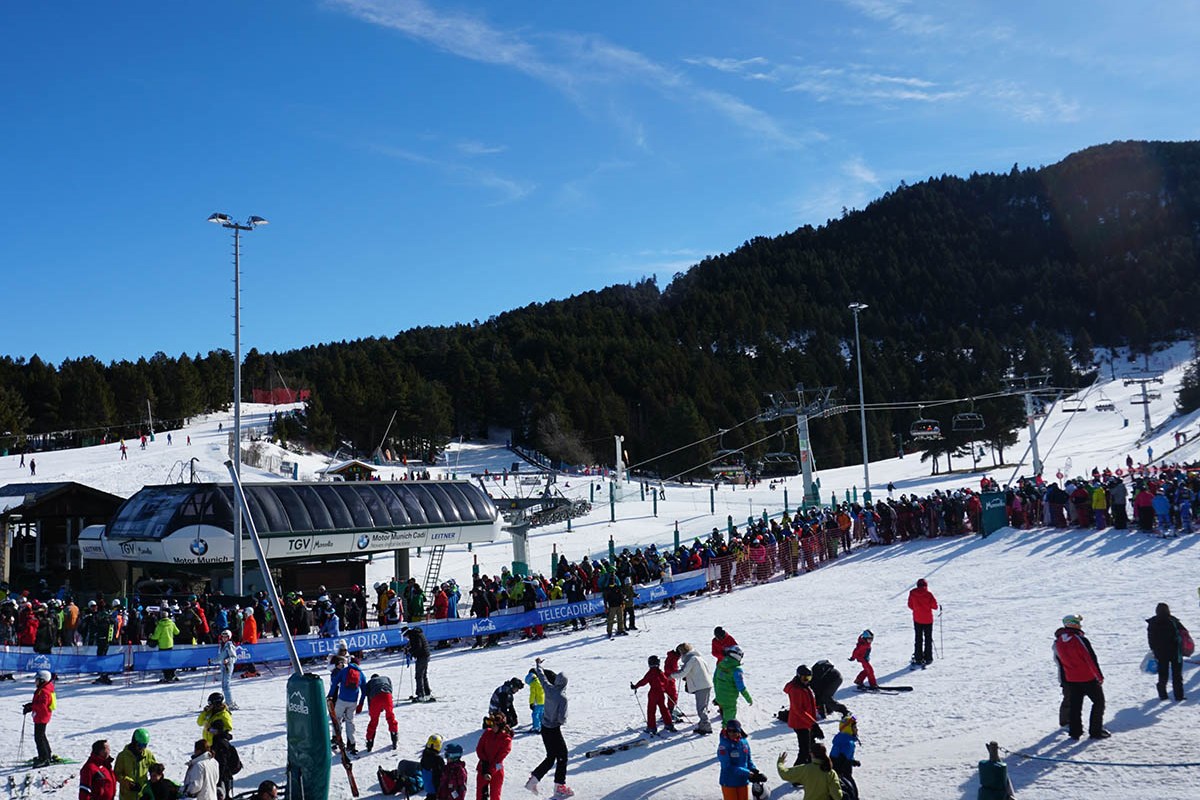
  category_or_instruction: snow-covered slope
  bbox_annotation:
[2,345,1199,798]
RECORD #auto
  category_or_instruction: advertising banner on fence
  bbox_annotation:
[4,570,707,675]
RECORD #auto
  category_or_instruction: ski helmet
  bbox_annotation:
[648,655,661,668]
[860,629,874,641]
[838,714,858,735]
[208,692,224,705]
[445,743,463,761]
[724,645,744,662]
[723,719,744,735]
[218,629,232,641]
[35,670,51,683]
[1062,614,1083,629]
[133,728,150,746]
[795,664,812,678]
[425,734,443,752]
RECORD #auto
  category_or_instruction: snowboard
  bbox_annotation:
[856,684,913,693]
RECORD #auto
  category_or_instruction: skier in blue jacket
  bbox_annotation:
[717,719,763,799]
[327,656,365,754]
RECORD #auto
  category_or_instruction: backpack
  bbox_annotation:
[1182,626,1195,658]
[378,765,423,797]
[344,666,361,690]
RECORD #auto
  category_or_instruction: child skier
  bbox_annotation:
[419,735,445,800]
[524,669,545,734]
[437,743,468,800]
[631,655,677,735]
[663,648,683,722]
[475,713,512,800]
[830,714,860,782]
[849,630,878,690]
[717,720,764,800]
[713,646,753,723]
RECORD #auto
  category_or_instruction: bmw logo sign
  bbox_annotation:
[189,539,209,557]
[356,534,371,550]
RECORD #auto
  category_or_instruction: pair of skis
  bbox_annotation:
[327,698,360,797]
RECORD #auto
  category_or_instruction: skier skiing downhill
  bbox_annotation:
[849,631,878,690]
[907,579,939,666]
[1052,614,1110,740]
[675,642,714,734]
[631,655,677,735]
[713,645,753,723]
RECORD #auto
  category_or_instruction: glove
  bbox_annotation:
[852,760,861,767]
[480,762,491,776]
[22,703,32,714]
[847,657,855,662]
[630,683,638,691]
[749,770,767,783]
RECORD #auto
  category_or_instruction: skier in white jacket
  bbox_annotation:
[675,642,714,734]
[182,740,221,800]
[216,630,239,711]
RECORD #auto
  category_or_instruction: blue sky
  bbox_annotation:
[3,1,1199,364]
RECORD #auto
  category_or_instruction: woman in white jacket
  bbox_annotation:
[182,740,221,800]
[674,643,714,734]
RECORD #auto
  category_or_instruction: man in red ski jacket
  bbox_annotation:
[1053,614,1109,740]
[907,579,939,665]
[711,627,738,663]
[79,740,117,800]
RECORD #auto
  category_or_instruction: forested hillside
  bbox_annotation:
[3,140,1199,474]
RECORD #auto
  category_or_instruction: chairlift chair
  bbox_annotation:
[951,411,985,432]
[910,418,942,440]
[1147,391,1162,401]
[1093,392,1115,412]
[1061,400,1087,413]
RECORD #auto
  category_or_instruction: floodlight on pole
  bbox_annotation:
[848,302,871,503]
[208,213,268,595]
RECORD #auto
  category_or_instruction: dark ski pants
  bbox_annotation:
[792,728,812,765]
[415,656,431,697]
[1156,656,1185,701]
[34,722,50,763]
[913,622,934,663]
[1066,679,1105,738]
[532,725,568,785]
[1137,506,1155,531]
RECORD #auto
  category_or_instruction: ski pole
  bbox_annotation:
[18,710,27,763]
[199,659,215,708]
[630,686,645,728]
[938,605,944,659]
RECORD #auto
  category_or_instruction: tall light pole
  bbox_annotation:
[848,302,871,503]
[208,213,268,595]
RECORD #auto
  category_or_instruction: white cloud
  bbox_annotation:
[367,142,534,203]
[843,156,879,186]
[456,140,507,156]
[330,0,803,148]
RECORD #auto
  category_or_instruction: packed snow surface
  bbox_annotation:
[2,344,1199,798]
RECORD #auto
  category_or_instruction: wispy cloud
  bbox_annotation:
[329,0,804,148]
[366,142,534,203]
[982,82,1081,123]
[838,0,946,36]
[456,140,507,156]
[843,156,879,186]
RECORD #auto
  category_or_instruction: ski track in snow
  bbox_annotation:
[2,344,1199,798]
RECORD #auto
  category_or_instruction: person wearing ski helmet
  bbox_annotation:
[475,713,512,800]
[420,734,446,799]
[717,720,764,800]
[1053,614,1109,740]
[713,645,753,723]
[907,578,939,666]
[783,665,818,766]
[437,743,468,800]
[631,655,676,735]
[830,714,860,782]
[114,728,157,800]
[850,630,878,690]
[24,669,56,766]
[197,693,233,747]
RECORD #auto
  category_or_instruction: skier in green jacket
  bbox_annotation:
[713,645,753,722]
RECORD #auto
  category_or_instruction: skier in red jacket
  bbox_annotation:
[1053,614,1110,740]
[631,655,677,735]
[79,740,117,800]
[475,713,512,800]
[907,578,939,665]
[783,665,818,766]
[849,630,878,689]
[712,627,738,662]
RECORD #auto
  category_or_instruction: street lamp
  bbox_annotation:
[208,213,268,595]
[848,302,871,503]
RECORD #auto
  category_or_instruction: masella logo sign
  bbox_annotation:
[984,497,1005,511]
[287,691,309,715]
[471,619,497,635]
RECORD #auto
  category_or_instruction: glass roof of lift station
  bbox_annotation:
[107,480,498,540]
